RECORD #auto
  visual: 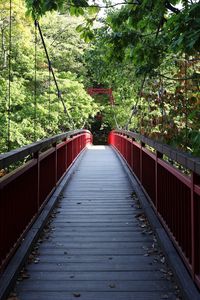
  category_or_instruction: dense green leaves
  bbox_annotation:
[0,0,199,156]
[0,1,98,153]
[166,2,200,54]
[83,0,200,154]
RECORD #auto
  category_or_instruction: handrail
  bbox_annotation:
[113,129,200,175]
[0,129,89,169]
[109,129,200,290]
[0,130,92,272]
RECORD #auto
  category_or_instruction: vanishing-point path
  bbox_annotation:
[15,146,179,300]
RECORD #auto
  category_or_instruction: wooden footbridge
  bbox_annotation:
[0,130,200,300]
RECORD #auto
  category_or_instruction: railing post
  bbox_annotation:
[123,134,125,157]
[109,131,114,145]
[76,136,78,156]
[191,172,200,279]
[125,136,127,161]
[71,136,74,162]
[127,137,131,166]
[155,151,163,211]
[33,151,40,211]
[119,134,122,154]
[62,137,68,171]
[131,137,135,170]
[140,141,145,184]
[78,136,80,153]
[80,135,82,150]
[127,137,129,163]
[52,142,57,185]
[120,134,122,154]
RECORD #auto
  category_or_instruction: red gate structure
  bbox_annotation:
[109,129,200,289]
[87,88,114,105]
[0,130,92,272]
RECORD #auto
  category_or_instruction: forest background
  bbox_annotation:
[0,0,199,155]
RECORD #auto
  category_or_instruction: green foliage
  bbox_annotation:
[166,2,200,54]
[0,0,199,158]
[0,1,98,153]
[83,0,200,155]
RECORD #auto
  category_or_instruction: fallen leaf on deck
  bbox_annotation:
[7,293,20,300]
[73,292,81,297]
[161,295,169,299]
[160,268,168,273]
[135,213,143,218]
[160,257,165,264]
[0,169,6,177]
[136,205,141,209]
[21,273,30,279]
[140,224,147,228]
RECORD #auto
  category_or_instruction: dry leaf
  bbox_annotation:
[135,213,143,218]
[161,295,169,299]
[21,273,30,279]
[160,268,168,273]
[141,224,146,228]
[0,169,6,178]
[160,257,165,264]
[109,283,116,288]
[73,292,81,297]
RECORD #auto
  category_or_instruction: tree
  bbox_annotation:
[0,1,99,153]
[83,0,200,154]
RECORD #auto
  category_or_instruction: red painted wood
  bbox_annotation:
[108,130,200,290]
[87,88,114,105]
[0,130,92,272]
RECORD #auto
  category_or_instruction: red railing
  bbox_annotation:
[109,129,200,289]
[0,130,92,272]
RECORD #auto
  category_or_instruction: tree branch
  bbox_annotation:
[158,73,195,81]
[164,0,180,14]
[63,0,140,9]
[91,1,140,8]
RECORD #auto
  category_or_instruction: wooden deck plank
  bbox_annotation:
[47,231,146,236]
[26,262,162,272]
[16,291,177,300]
[15,146,180,300]
[16,280,174,291]
[36,242,154,249]
[27,254,159,263]
[35,248,147,255]
[47,236,153,242]
[20,270,165,281]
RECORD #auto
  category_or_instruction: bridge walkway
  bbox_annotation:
[14,146,180,300]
